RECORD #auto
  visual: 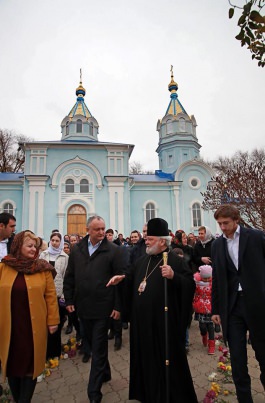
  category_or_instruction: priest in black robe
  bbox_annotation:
[116,218,198,403]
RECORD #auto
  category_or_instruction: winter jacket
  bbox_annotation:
[63,235,126,320]
[39,249,68,297]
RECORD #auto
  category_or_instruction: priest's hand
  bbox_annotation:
[160,264,174,279]
[106,275,125,287]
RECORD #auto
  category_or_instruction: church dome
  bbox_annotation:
[61,71,99,142]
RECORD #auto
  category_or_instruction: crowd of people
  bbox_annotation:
[0,206,265,403]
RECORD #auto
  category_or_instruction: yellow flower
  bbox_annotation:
[211,382,221,394]
[226,365,232,371]
[63,345,70,352]
[223,390,230,395]
[49,358,59,368]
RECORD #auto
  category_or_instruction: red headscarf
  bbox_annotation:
[2,231,56,277]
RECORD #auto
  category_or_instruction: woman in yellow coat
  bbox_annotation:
[0,230,59,402]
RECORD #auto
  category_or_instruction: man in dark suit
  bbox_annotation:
[0,212,16,261]
[211,204,265,403]
[63,215,125,403]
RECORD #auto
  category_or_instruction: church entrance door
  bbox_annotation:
[67,204,87,236]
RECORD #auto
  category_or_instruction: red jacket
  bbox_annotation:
[193,275,212,315]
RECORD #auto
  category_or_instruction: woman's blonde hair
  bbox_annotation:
[23,230,42,249]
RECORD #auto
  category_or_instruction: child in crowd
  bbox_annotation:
[193,265,215,354]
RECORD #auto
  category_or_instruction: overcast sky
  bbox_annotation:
[0,0,264,171]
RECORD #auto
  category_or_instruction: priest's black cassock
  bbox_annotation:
[125,250,198,403]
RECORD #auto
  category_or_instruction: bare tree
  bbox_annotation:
[0,129,29,172]
[228,0,265,67]
[129,161,155,175]
[129,161,145,174]
[201,149,265,230]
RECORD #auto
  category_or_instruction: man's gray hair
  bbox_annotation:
[159,236,172,247]
[86,215,105,228]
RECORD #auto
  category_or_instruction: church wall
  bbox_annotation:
[129,184,175,234]
[0,185,23,232]
[177,166,217,235]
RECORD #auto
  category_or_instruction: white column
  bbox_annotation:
[105,177,127,233]
[27,177,49,237]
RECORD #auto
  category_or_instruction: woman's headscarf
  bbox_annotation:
[47,232,63,256]
[200,226,214,246]
[1,230,56,277]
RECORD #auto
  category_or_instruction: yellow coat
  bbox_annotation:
[0,263,60,379]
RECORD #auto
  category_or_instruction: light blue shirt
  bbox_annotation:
[88,239,102,255]
[223,225,241,291]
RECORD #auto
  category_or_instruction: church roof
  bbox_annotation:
[68,75,93,119]
[130,170,175,182]
[165,67,188,116]
[0,172,24,181]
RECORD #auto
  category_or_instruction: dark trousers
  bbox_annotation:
[199,321,214,340]
[46,298,65,359]
[67,310,80,334]
[8,376,37,403]
[79,319,91,356]
[109,317,122,338]
[227,294,265,403]
[82,318,111,402]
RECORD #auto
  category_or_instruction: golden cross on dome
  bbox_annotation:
[170,65,174,78]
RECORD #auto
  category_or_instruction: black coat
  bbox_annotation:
[7,235,14,254]
[129,238,146,265]
[126,251,197,403]
[193,238,214,269]
[63,235,125,320]
[211,226,265,343]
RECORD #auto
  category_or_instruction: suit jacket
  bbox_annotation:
[63,235,126,320]
[211,226,265,343]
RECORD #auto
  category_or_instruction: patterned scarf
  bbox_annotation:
[1,231,56,278]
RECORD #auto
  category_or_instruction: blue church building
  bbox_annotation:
[0,71,217,240]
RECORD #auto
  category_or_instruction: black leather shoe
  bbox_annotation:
[102,374,111,383]
[65,325,73,334]
[90,400,101,403]
[114,337,122,351]
[82,353,91,363]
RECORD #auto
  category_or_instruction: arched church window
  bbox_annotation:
[145,202,156,222]
[166,119,173,135]
[76,119,82,133]
[192,203,202,227]
[89,123,93,136]
[80,179,89,193]
[179,117,186,132]
[65,179,74,193]
[66,121,69,135]
[3,202,14,215]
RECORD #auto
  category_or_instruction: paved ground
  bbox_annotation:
[19,321,265,402]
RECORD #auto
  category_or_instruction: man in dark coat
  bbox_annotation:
[0,212,16,261]
[211,204,265,403]
[63,215,125,403]
[123,218,197,402]
[129,223,147,265]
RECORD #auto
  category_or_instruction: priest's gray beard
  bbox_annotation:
[146,243,160,255]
